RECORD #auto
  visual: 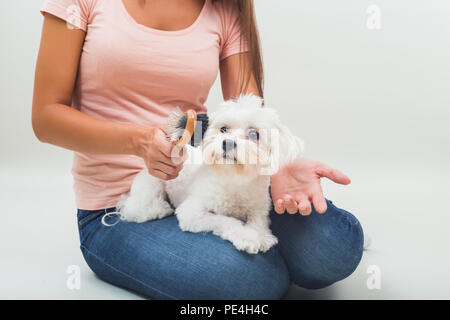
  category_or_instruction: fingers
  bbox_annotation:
[153,128,174,158]
[154,144,188,168]
[153,129,188,167]
[275,195,327,215]
[283,195,298,214]
[274,195,312,215]
[312,192,327,214]
[144,127,186,180]
[316,163,351,185]
[153,151,178,168]
[273,197,298,214]
[148,168,175,181]
[150,160,182,178]
[274,199,285,214]
[297,199,312,216]
[170,146,188,165]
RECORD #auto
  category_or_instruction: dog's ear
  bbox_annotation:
[259,109,304,175]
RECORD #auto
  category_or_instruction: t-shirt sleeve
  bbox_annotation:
[40,0,96,31]
[218,1,249,61]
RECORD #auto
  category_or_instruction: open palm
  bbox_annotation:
[271,158,351,215]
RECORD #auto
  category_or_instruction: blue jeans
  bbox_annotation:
[77,200,364,299]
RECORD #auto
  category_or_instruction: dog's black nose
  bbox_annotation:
[222,139,236,152]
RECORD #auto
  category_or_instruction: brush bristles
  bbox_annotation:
[191,114,209,147]
[164,107,209,147]
[165,107,186,142]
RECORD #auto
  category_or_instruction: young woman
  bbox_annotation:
[33,0,364,299]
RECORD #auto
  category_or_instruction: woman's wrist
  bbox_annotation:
[127,124,154,158]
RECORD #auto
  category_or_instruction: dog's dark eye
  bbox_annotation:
[220,126,228,133]
[248,129,259,140]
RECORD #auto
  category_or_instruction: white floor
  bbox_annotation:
[1,160,450,300]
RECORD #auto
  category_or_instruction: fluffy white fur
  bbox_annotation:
[117,94,304,254]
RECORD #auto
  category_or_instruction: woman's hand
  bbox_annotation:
[135,126,186,181]
[271,158,351,215]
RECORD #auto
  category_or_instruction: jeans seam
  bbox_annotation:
[78,208,117,227]
[78,212,103,227]
[80,244,179,300]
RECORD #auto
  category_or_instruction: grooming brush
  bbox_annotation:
[164,107,209,147]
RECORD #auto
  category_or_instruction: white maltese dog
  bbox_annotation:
[117,94,303,254]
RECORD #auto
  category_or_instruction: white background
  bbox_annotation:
[1,0,449,299]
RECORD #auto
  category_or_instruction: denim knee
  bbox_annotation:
[202,249,291,300]
[279,202,364,290]
[81,240,291,300]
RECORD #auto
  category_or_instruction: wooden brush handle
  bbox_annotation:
[174,109,197,147]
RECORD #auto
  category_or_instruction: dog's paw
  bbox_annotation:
[120,199,174,223]
[178,219,195,232]
[224,227,261,254]
[151,201,174,220]
[258,233,278,252]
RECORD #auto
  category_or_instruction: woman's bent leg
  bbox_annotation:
[270,200,364,289]
[77,209,290,300]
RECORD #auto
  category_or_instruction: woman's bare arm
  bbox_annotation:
[32,14,181,179]
[32,14,150,155]
[219,53,260,100]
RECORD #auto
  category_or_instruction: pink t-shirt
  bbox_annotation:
[40,0,247,210]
